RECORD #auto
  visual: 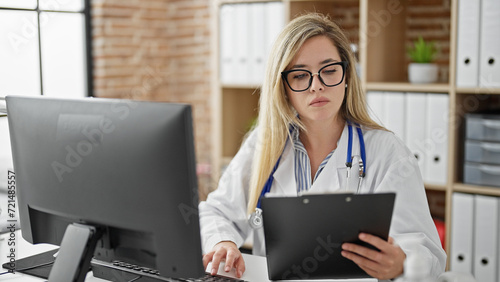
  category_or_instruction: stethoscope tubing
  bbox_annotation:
[256,123,365,209]
[257,155,282,209]
[346,124,366,177]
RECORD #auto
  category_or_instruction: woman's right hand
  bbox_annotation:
[202,241,246,278]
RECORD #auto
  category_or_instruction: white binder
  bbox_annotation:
[366,91,386,127]
[264,2,284,63]
[479,0,500,87]
[220,2,283,85]
[248,3,265,85]
[473,195,499,282]
[383,92,406,143]
[456,0,480,87]
[424,93,449,185]
[450,193,474,275]
[405,92,427,175]
[233,4,249,84]
[219,4,236,84]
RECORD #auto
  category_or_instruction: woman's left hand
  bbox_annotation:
[341,233,406,280]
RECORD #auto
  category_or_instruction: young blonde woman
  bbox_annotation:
[199,13,446,280]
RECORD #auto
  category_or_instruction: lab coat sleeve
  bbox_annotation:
[198,129,257,254]
[374,152,447,278]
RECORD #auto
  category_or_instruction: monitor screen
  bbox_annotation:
[6,96,204,280]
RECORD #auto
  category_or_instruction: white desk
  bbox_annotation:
[210,254,376,282]
[0,231,376,282]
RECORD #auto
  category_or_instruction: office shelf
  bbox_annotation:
[425,183,447,192]
[453,183,500,197]
[220,83,262,90]
[455,87,500,95]
[366,82,450,93]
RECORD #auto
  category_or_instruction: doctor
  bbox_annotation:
[199,13,446,281]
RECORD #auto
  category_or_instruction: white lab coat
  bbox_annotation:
[199,124,447,279]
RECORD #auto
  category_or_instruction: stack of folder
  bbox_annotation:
[367,91,449,185]
[451,193,500,282]
[219,2,284,85]
[456,0,500,88]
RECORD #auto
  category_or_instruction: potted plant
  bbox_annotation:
[407,36,439,84]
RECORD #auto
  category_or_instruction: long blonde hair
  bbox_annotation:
[247,13,384,214]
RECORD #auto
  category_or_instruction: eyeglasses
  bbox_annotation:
[281,61,348,92]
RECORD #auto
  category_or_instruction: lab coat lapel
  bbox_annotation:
[308,124,351,193]
[271,139,297,196]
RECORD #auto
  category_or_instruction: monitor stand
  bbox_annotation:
[1,248,58,279]
[48,223,102,282]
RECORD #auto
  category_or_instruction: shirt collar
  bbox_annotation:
[291,125,307,154]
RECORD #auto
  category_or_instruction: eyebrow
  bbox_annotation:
[290,58,340,69]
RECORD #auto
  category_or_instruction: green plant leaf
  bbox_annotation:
[407,36,437,63]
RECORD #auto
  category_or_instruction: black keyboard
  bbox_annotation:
[91,258,246,282]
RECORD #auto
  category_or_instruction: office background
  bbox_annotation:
[1,0,500,279]
[0,0,459,195]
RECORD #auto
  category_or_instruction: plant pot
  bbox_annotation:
[408,63,439,84]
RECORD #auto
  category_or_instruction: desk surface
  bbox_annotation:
[0,231,376,282]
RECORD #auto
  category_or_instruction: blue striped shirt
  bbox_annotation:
[291,127,335,193]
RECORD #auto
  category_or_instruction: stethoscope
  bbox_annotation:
[248,123,366,229]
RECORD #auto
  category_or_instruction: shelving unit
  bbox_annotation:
[211,0,500,267]
[366,82,450,93]
[456,88,500,95]
[221,87,260,158]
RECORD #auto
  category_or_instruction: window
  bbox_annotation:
[0,0,93,97]
[0,0,93,186]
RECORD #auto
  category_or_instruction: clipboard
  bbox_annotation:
[262,193,396,280]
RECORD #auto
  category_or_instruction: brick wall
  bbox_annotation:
[289,1,360,46]
[92,0,213,195]
[406,0,451,82]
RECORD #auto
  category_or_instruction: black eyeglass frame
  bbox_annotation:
[281,61,349,92]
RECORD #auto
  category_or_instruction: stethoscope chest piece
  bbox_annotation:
[249,208,263,229]
[345,155,364,193]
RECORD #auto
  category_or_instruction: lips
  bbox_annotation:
[310,97,330,106]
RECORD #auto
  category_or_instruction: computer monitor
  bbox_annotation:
[6,96,204,281]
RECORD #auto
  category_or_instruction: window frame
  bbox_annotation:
[0,0,94,97]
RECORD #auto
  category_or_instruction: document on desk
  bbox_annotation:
[210,254,377,282]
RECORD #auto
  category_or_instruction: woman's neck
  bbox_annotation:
[299,117,345,152]
[299,117,345,181]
